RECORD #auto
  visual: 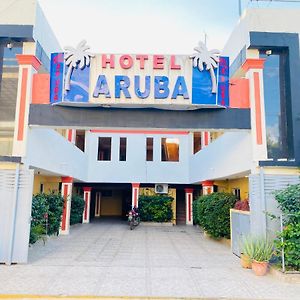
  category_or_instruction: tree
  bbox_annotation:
[64,40,94,91]
[190,41,220,93]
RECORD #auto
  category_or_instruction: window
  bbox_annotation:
[161,138,179,162]
[232,188,241,200]
[97,137,111,161]
[261,51,293,159]
[75,130,85,152]
[146,137,153,161]
[193,132,202,154]
[119,137,127,161]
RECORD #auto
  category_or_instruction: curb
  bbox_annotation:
[269,267,300,284]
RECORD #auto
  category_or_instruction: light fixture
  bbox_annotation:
[6,42,13,50]
[265,50,272,56]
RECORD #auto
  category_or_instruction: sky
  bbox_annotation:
[38,0,300,54]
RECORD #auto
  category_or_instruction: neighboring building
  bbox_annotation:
[0,2,299,264]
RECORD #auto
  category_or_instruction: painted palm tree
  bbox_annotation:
[190,41,220,93]
[64,40,95,91]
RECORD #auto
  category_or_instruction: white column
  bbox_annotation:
[12,55,41,157]
[82,187,92,223]
[185,188,194,225]
[202,181,214,195]
[95,192,101,217]
[131,183,140,208]
[60,177,73,235]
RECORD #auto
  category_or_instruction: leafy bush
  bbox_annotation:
[70,195,85,225]
[275,222,300,271]
[275,184,300,222]
[274,184,300,271]
[138,195,173,222]
[193,192,237,239]
[234,199,250,211]
[30,193,64,244]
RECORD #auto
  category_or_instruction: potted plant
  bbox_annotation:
[251,238,274,276]
[240,236,254,269]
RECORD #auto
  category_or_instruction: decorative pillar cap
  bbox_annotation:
[62,176,73,183]
[132,183,140,188]
[83,187,92,192]
[201,180,214,187]
[241,58,265,72]
[16,54,42,71]
[184,188,194,193]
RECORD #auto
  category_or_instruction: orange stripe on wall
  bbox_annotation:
[91,129,189,135]
[68,130,73,142]
[17,68,28,141]
[254,72,263,145]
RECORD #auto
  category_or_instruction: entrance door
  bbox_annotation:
[176,189,186,224]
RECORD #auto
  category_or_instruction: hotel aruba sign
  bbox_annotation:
[50,40,229,109]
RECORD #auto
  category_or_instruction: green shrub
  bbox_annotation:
[275,184,300,222]
[46,193,64,235]
[138,195,173,222]
[274,184,300,270]
[70,195,85,225]
[275,222,300,271]
[30,193,64,244]
[193,192,237,239]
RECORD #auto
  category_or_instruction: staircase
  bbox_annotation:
[176,191,186,224]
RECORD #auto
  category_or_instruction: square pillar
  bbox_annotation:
[185,188,194,225]
[95,192,101,217]
[242,58,267,163]
[13,55,41,157]
[131,183,140,208]
[60,177,73,235]
[202,180,214,195]
[82,187,92,223]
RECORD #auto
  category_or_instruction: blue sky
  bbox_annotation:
[39,0,300,54]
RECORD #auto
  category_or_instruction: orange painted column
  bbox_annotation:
[202,180,214,195]
[60,177,73,235]
[82,187,92,223]
[66,129,76,144]
[184,188,194,225]
[242,58,267,161]
[131,183,140,208]
[12,55,41,157]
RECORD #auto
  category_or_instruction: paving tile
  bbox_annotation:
[0,219,299,299]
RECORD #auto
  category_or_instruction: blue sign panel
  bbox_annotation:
[217,56,230,107]
[64,65,90,103]
[50,53,64,104]
[191,68,217,105]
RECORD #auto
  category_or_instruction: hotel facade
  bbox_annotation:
[0,0,299,263]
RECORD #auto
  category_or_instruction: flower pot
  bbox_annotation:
[252,260,269,276]
[240,253,252,269]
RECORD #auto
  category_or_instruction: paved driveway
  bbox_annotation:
[0,219,299,299]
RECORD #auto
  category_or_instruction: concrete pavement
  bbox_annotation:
[0,219,299,299]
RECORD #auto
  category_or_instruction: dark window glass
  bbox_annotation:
[119,137,127,161]
[261,51,293,159]
[97,137,111,161]
[146,137,153,161]
[161,138,179,162]
[193,132,202,154]
[75,130,85,152]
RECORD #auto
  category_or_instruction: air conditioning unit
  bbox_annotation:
[155,184,168,194]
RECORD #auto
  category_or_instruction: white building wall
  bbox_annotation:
[222,8,300,61]
[86,132,189,183]
[25,128,88,180]
[189,132,252,183]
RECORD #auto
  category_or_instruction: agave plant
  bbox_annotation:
[64,40,95,91]
[241,236,274,262]
[190,41,220,93]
